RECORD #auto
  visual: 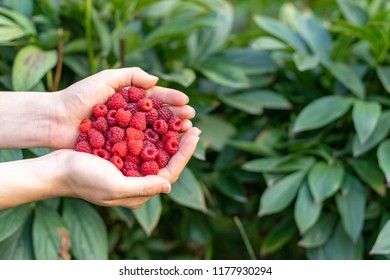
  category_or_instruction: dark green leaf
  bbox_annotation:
[298,214,337,248]
[378,140,390,184]
[199,61,249,88]
[251,37,288,51]
[243,156,315,173]
[156,69,196,87]
[352,100,382,144]
[92,9,111,57]
[2,0,33,17]
[293,52,320,71]
[370,220,390,255]
[0,7,35,36]
[337,0,368,26]
[0,149,23,162]
[213,176,247,203]
[377,66,390,94]
[0,204,31,243]
[62,199,108,260]
[133,195,162,236]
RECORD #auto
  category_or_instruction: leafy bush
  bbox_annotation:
[1,0,390,259]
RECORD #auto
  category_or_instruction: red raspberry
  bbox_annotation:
[141,161,159,176]
[116,108,132,128]
[144,128,159,143]
[124,160,139,171]
[161,131,179,143]
[146,108,158,125]
[125,169,143,177]
[143,140,155,149]
[126,127,145,141]
[79,119,93,133]
[128,87,146,102]
[93,117,108,132]
[141,146,158,161]
[103,140,112,152]
[76,133,88,143]
[156,149,170,168]
[89,130,105,149]
[137,98,153,112]
[92,148,110,160]
[107,126,125,144]
[155,141,164,150]
[110,156,124,170]
[149,96,163,110]
[128,140,143,156]
[108,93,127,110]
[126,103,139,114]
[106,109,117,127]
[111,140,128,157]
[168,117,183,132]
[158,107,173,122]
[165,137,179,155]
[93,104,108,118]
[116,88,129,102]
[124,154,141,165]
[75,140,92,153]
[130,112,146,131]
[153,119,168,135]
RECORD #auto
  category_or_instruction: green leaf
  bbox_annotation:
[308,161,345,202]
[336,175,366,242]
[199,61,249,88]
[251,37,288,51]
[377,66,390,94]
[298,214,337,248]
[0,7,36,36]
[294,182,322,234]
[323,60,366,98]
[92,9,111,57]
[243,156,315,173]
[62,199,108,260]
[12,45,57,91]
[352,111,390,157]
[0,204,31,243]
[292,96,353,133]
[169,167,207,212]
[370,220,390,255]
[0,23,28,43]
[258,171,306,217]
[0,149,23,162]
[293,52,320,71]
[213,176,247,203]
[29,148,54,157]
[33,203,68,260]
[378,140,390,185]
[337,0,369,26]
[156,68,196,87]
[132,195,162,236]
[352,100,382,144]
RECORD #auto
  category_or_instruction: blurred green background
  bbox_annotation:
[1,0,390,260]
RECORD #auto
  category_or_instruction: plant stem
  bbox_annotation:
[233,216,256,260]
[52,28,63,92]
[86,0,96,73]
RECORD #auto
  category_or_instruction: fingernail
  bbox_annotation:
[195,128,202,136]
[162,183,171,194]
[149,75,159,81]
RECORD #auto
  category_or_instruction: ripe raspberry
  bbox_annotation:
[156,149,170,168]
[116,88,129,102]
[103,140,112,152]
[79,119,93,133]
[108,93,127,110]
[161,131,179,143]
[130,112,146,131]
[143,140,155,149]
[93,117,108,132]
[124,161,139,171]
[110,156,124,170]
[125,169,143,177]
[155,141,164,150]
[141,161,159,176]
[146,108,158,125]
[141,146,158,161]
[93,104,108,118]
[169,117,183,132]
[128,140,143,156]
[126,103,139,114]
[89,130,105,149]
[165,137,179,155]
[158,107,173,122]
[111,140,128,157]
[75,140,92,153]
[124,154,141,165]
[153,119,168,135]
[116,108,132,128]
[149,96,163,110]
[106,109,117,127]
[76,133,88,143]
[92,148,110,160]
[128,87,146,102]
[126,127,145,141]
[144,128,159,143]
[107,126,125,144]
[137,98,153,112]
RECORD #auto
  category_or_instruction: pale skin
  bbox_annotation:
[0,67,200,210]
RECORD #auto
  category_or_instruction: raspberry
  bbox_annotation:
[161,130,179,143]
[137,98,153,112]
[79,119,93,133]
[155,141,164,150]
[111,140,128,157]
[92,148,110,160]
[103,140,112,152]
[153,119,168,135]
[125,169,143,177]
[126,127,144,141]
[168,117,183,132]
[165,137,179,155]
[116,108,132,128]
[126,103,139,114]
[93,104,108,118]
[128,87,146,102]
[156,149,170,168]
[124,154,141,165]
[107,126,125,144]
[116,88,129,102]
[93,117,108,132]
[146,108,158,125]
[110,156,124,170]
[149,96,163,110]
[89,130,105,149]
[128,140,143,156]
[108,93,127,110]
[158,107,173,122]
[106,109,117,127]
[124,161,139,171]
[141,146,158,161]
[141,161,159,176]
[130,112,146,131]
[75,140,92,153]
[76,133,88,143]
[143,140,155,149]
[144,128,159,143]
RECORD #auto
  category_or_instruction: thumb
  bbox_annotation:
[120,175,171,198]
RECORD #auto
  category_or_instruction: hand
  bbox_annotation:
[51,67,195,149]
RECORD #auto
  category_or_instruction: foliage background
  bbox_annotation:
[0,0,390,260]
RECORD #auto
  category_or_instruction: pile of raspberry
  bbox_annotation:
[74,86,182,177]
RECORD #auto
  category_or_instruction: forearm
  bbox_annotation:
[0,91,58,149]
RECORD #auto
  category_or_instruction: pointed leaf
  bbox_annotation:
[352,100,382,143]
[298,214,337,248]
[199,61,249,88]
[243,156,315,173]
[251,37,288,50]
[0,149,23,162]
[156,68,196,87]
[292,96,353,133]
[293,52,320,71]
[377,66,390,94]
[378,140,390,185]
[213,176,247,203]
[0,204,31,243]
[370,220,390,255]
[258,171,306,216]
[133,195,162,236]
[337,0,368,26]
[308,161,345,202]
